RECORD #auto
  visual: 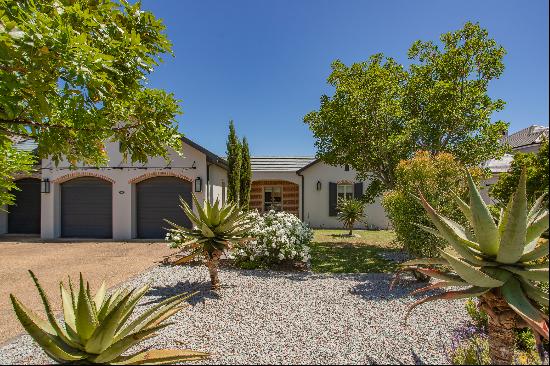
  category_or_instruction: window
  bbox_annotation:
[264,186,282,212]
[337,184,353,201]
[344,164,350,171]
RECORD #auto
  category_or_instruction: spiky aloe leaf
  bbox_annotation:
[116,284,152,333]
[501,278,549,339]
[413,268,465,283]
[60,283,77,333]
[76,273,98,343]
[520,240,549,263]
[405,286,490,321]
[10,294,87,363]
[91,324,173,364]
[520,278,550,307]
[526,211,549,245]
[466,172,499,256]
[418,194,486,265]
[528,193,548,222]
[94,281,107,310]
[497,169,528,263]
[111,349,209,365]
[114,292,194,342]
[400,258,449,266]
[410,280,469,295]
[85,290,136,354]
[28,271,80,349]
[440,251,504,288]
[503,266,549,282]
[451,191,473,222]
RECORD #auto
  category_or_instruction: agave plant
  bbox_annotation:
[165,194,252,289]
[397,170,549,365]
[10,271,208,364]
[337,198,366,236]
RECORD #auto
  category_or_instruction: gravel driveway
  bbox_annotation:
[0,239,172,343]
[0,265,469,365]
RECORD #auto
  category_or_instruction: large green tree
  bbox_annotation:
[239,136,251,209]
[304,22,508,200]
[226,120,241,204]
[490,138,549,206]
[0,0,182,205]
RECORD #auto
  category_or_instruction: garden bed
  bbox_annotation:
[0,264,470,365]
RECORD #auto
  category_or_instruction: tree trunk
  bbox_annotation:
[206,250,222,290]
[479,291,523,365]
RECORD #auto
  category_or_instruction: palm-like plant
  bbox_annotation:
[397,170,549,365]
[11,271,208,365]
[165,194,252,289]
[337,198,365,236]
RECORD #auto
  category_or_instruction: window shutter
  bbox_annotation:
[329,182,337,216]
[354,182,363,199]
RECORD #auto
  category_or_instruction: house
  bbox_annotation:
[0,137,228,240]
[250,157,390,229]
[501,125,548,154]
[480,124,548,204]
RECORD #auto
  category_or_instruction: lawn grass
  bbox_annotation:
[310,229,401,274]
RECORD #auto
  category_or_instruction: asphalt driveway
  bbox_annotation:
[0,238,173,343]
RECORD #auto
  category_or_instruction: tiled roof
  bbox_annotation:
[11,137,38,153]
[501,125,548,149]
[251,157,316,172]
[482,154,514,173]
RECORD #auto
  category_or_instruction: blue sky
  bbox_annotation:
[139,0,549,157]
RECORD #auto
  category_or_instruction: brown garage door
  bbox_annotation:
[61,177,112,238]
[136,177,192,239]
[8,178,41,234]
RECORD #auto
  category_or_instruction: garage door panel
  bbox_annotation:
[8,178,41,234]
[61,177,112,238]
[137,177,192,239]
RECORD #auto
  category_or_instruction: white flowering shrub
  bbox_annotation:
[231,210,313,268]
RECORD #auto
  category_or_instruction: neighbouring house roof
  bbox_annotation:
[482,153,514,174]
[251,157,316,172]
[501,125,549,150]
[11,137,38,153]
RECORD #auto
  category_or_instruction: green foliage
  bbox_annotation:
[465,298,489,330]
[491,139,549,207]
[451,334,542,365]
[402,169,549,342]
[382,151,484,257]
[451,335,491,365]
[239,137,251,210]
[337,198,365,235]
[226,120,241,205]
[305,22,508,196]
[165,194,252,261]
[0,138,35,208]
[0,0,182,206]
[11,271,207,364]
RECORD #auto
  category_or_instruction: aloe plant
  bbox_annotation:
[337,198,365,236]
[166,194,252,289]
[398,170,549,365]
[10,271,208,365]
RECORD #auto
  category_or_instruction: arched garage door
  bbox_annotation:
[136,177,192,239]
[8,178,41,234]
[61,177,112,238]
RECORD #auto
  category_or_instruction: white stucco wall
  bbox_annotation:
[301,162,391,230]
[39,140,226,240]
[208,164,227,205]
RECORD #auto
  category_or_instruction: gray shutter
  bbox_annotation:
[354,182,364,199]
[329,182,337,216]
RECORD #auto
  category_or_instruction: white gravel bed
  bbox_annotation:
[0,265,470,365]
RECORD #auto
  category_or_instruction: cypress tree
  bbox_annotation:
[226,120,241,204]
[239,137,252,209]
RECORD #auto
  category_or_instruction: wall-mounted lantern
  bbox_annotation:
[195,177,202,192]
[41,178,50,193]
[316,181,322,191]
